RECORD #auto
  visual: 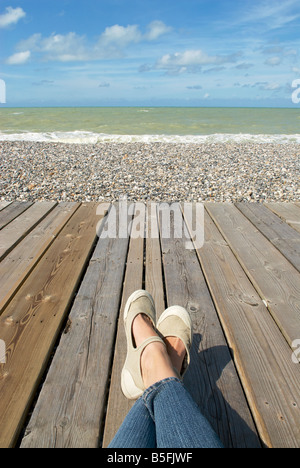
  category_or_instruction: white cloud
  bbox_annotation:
[16,32,88,62]
[40,32,87,62]
[98,24,142,48]
[0,6,25,28]
[235,80,282,91]
[264,56,282,66]
[155,49,241,74]
[6,50,31,65]
[144,21,173,41]
[262,82,281,90]
[240,0,300,30]
[11,21,172,63]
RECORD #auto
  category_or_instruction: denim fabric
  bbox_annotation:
[108,377,223,448]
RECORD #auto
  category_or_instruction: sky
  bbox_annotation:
[0,0,300,107]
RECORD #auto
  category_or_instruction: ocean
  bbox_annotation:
[0,107,300,144]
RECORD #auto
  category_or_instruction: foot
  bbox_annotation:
[164,337,187,375]
[132,314,181,388]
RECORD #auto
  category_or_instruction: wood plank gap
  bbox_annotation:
[265,203,300,235]
[160,203,261,448]
[0,202,12,212]
[206,203,300,348]
[0,203,99,448]
[20,204,134,448]
[0,201,57,261]
[189,207,300,448]
[146,202,166,318]
[0,202,34,230]
[102,203,146,447]
[235,203,300,273]
[0,202,80,315]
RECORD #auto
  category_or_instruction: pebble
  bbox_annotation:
[0,141,299,202]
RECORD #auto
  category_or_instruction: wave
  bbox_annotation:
[0,131,300,144]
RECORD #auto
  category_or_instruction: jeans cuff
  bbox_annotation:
[142,377,183,421]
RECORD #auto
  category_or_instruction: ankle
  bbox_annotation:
[164,337,186,375]
[141,342,177,388]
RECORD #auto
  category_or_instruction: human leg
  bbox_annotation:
[144,377,223,448]
[118,291,223,448]
[108,397,156,448]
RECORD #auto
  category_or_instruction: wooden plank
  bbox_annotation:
[206,203,300,348]
[0,203,99,448]
[145,202,165,318]
[236,203,300,272]
[159,203,261,448]
[21,204,133,448]
[103,203,145,448]
[192,209,300,448]
[266,203,300,234]
[0,201,12,212]
[0,202,57,261]
[0,202,33,230]
[0,203,79,314]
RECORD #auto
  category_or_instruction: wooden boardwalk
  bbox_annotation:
[0,201,299,448]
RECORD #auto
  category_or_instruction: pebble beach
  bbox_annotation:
[0,141,299,202]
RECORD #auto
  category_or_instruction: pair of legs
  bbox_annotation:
[108,314,223,448]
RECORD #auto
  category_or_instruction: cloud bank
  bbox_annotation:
[7,20,172,64]
[0,6,26,28]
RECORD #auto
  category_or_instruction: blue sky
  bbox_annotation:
[0,0,300,107]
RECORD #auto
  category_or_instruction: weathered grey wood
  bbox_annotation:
[0,201,296,449]
[102,203,145,448]
[266,203,300,234]
[0,201,57,261]
[0,203,79,314]
[0,202,33,230]
[21,204,133,448]
[194,209,300,448]
[0,202,12,212]
[236,203,300,272]
[160,203,261,448]
[0,203,99,448]
[206,203,300,348]
[146,202,165,318]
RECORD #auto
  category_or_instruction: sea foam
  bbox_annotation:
[0,131,300,144]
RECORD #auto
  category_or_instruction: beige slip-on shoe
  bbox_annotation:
[121,290,166,400]
[157,306,193,378]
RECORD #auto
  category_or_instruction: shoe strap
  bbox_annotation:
[136,335,165,353]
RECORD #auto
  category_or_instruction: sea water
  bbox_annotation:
[0,107,300,144]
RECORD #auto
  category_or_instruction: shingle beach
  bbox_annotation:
[0,141,299,202]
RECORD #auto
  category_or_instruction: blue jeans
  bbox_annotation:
[108,377,223,448]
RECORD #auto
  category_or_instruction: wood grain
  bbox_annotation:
[0,203,79,314]
[206,203,300,347]
[161,203,261,448]
[0,203,98,448]
[102,203,145,447]
[21,204,132,448]
[236,203,300,272]
[194,208,300,448]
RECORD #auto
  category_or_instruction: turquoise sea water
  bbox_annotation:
[0,107,300,143]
